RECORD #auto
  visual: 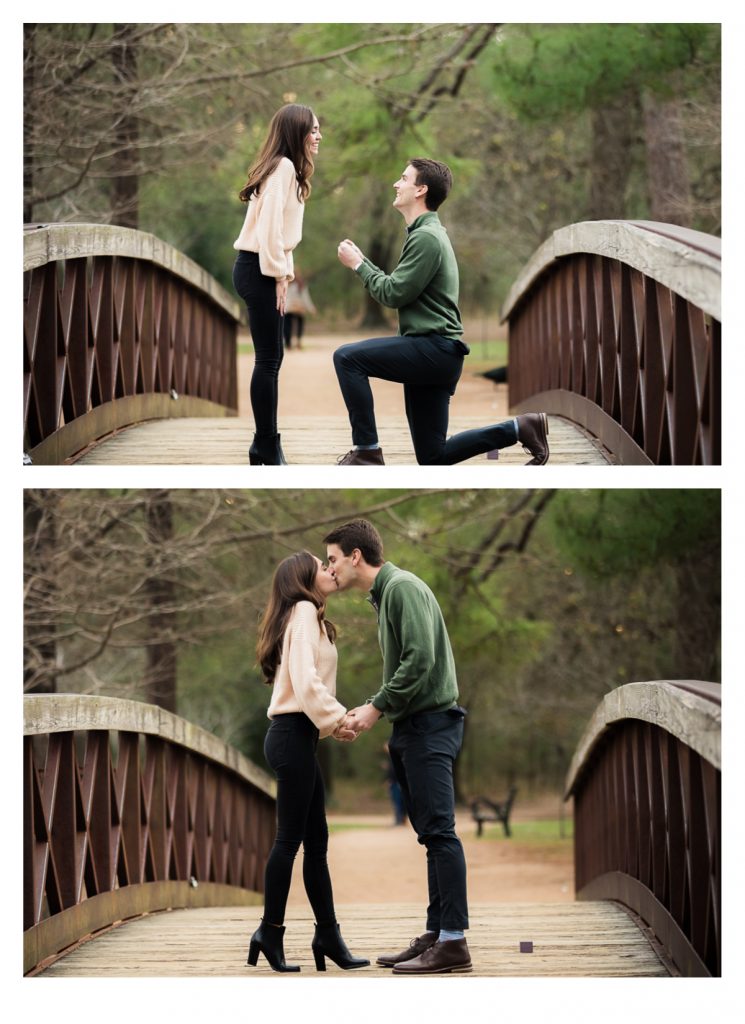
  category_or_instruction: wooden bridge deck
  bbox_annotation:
[37,901,667,978]
[71,415,612,465]
[66,334,612,465]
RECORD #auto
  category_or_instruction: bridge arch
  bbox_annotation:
[565,680,721,976]
[24,224,241,464]
[23,694,275,975]
[502,221,721,464]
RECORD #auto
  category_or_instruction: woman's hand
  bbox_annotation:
[333,715,357,742]
[275,278,288,314]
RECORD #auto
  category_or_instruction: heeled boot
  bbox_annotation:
[249,433,287,466]
[311,922,370,971]
[246,920,300,972]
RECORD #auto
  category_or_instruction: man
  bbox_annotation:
[324,518,472,975]
[334,158,549,466]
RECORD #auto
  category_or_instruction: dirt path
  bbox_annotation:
[287,811,574,908]
[238,328,510,423]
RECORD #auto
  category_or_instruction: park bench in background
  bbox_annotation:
[470,786,518,837]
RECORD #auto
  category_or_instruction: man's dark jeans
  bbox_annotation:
[388,707,469,932]
[333,334,518,464]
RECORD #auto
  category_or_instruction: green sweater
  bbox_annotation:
[367,562,459,722]
[355,212,465,342]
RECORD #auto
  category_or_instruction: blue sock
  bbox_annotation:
[355,443,380,450]
[438,929,464,942]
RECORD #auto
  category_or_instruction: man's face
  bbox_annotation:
[392,164,426,213]
[326,543,359,592]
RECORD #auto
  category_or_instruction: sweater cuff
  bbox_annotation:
[369,694,387,714]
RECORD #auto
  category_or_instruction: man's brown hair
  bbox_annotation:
[323,519,384,566]
[408,158,453,211]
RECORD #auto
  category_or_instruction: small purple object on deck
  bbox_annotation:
[519,941,533,953]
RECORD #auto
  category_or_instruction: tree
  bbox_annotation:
[23,488,720,795]
[24,23,496,230]
[490,23,720,225]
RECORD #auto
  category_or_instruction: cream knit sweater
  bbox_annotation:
[233,156,305,281]
[266,601,346,739]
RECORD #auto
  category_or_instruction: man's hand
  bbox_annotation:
[333,715,358,742]
[347,703,382,734]
[337,239,364,270]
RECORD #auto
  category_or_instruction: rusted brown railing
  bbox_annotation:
[502,221,721,464]
[24,224,241,464]
[24,694,276,975]
[565,680,721,976]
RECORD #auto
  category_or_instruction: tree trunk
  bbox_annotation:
[588,92,637,219]
[144,491,177,712]
[23,24,37,223]
[673,559,719,681]
[359,189,401,328]
[642,87,693,226]
[110,24,139,228]
[24,491,58,693]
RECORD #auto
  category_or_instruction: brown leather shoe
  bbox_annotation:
[337,448,385,465]
[516,413,549,465]
[392,938,472,975]
[376,931,437,968]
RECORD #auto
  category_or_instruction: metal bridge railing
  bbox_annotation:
[24,224,241,465]
[502,221,721,464]
[23,695,276,975]
[565,680,721,976]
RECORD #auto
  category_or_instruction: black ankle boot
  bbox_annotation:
[311,922,370,971]
[249,434,287,465]
[247,920,300,972]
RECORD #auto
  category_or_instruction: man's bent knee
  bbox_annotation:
[333,342,357,371]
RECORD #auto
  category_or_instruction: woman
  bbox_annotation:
[247,551,369,973]
[232,104,322,465]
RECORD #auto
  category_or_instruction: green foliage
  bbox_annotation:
[549,489,721,577]
[491,23,719,118]
[29,23,721,316]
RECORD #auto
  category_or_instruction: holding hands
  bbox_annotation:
[333,716,358,742]
[332,703,383,742]
[337,239,364,270]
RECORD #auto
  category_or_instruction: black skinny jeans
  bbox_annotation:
[262,712,336,927]
[232,251,284,438]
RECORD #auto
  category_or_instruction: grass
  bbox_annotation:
[464,339,508,369]
[327,817,573,843]
[328,822,388,834]
[478,819,573,843]
[235,338,509,365]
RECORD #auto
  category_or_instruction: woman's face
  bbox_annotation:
[313,556,337,596]
[306,118,322,157]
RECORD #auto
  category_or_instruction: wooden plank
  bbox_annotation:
[36,901,669,977]
[72,415,611,466]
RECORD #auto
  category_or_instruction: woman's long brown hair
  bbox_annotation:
[238,103,316,204]
[256,550,336,684]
